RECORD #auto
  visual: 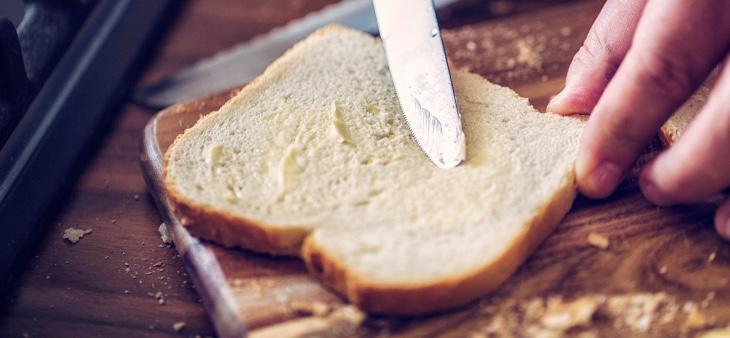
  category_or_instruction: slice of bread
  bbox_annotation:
[164,25,585,315]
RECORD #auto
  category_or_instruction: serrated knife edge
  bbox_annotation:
[374,0,465,169]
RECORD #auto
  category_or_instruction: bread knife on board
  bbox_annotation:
[132,0,461,109]
[374,0,465,168]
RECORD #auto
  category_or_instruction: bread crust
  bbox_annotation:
[163,25,358,256]
[164,128,312,256]
[301,174,577,315]
[166,187,308,256]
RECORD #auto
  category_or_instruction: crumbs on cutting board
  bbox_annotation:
[708,251,717,262]
[159,222,173,246]
[172,321,186,332]
[63,227,93,243]
[470,292,721,337]
[442,19,581,83]
[148,291,166,305]
[586,232,609,249]
[247,305,366,338]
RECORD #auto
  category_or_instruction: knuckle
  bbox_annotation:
[637,51,694,99]
[573,29,622,80]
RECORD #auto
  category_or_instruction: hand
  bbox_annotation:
[546,0,730,238]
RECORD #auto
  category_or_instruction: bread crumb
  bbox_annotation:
[172,321,186,332]
[587,233,609,249]
[702,292,716,308]
[560,26,572,36]
[515,39,542,69]
[466,40,477,51]
[159,223,172,245]
[541,296,599,330]
[475,292,721,336]
[606,293,668,332]
[63,227,93,243]
[524,298,545,319]
[659,266,668,274]
[151,291,166,305]
[333,305,366,325]
[289,301,331,317]
[708,251,717,262]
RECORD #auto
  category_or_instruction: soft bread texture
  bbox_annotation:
[164,25,585,315]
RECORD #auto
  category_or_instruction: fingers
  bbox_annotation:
[546,0,647,115]
[576,0,730,198]
[639,62,730,205]
[715,198,730,240]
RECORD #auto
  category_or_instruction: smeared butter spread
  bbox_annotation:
[223,186,238,203]
[274,144,298,201]
[206,144,224,174]
[330,103,353,144]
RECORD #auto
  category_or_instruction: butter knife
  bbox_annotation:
[373,0,465,168]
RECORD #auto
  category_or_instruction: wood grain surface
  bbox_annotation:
[2,0,727,337]
[141,1,730,338]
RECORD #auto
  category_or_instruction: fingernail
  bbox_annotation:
[546,90,566,113]
[585,162,623,197]
[639,179,674,206]
[723,218,730,239]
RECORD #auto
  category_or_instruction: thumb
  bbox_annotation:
[547,0,646,115]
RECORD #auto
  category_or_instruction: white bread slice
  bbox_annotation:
[164,25,585,315]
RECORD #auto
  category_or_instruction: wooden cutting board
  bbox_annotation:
[140,2,730,337]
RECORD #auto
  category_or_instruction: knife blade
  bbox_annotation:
[133,0,461,108]
[374,0,465,169]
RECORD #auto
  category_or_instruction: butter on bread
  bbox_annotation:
[164,25,585,315]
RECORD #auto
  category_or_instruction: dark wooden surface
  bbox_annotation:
[5,0,728,337]
[141,1,730,338]
[0,1,588,337]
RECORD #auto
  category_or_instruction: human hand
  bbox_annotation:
[546,0,730,238]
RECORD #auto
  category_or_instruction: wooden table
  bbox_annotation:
[0,1,585,337]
